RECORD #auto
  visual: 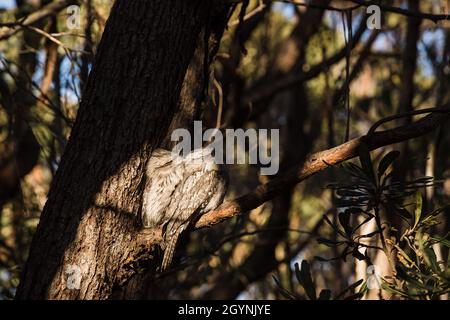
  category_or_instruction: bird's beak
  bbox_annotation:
[205,161,220,172]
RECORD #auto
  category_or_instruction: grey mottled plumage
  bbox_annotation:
[142,147,228,271]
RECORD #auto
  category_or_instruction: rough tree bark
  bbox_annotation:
[16,0,227,299]
[113,4,230,299]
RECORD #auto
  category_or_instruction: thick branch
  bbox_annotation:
[195,105,450,229]
[121,106,449,290]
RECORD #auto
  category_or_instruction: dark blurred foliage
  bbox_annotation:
[0,0,449,299]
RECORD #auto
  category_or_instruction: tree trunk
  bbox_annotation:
[394,0,421,183]
[16,0,220,300]
[112,4,230,299]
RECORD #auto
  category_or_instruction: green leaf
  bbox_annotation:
[423,247,440,274]
[412,191,422,231]
[272,275,298,300]
[339,210,352,236]
[357,143,376,185]
[356,229,381,239]
[426,205,450,219]
[295,261,317,300]
[378,150,400,180]
[430,235,450,248]
[336,189,367,197]
[353,215,375,233]
[343,292,364,300]
[317,238,345,247]
[313,256,340,262]
[352,248,367,261]
[395,207,413,220]
[357,281,369,296]
[342,162,371,182]
[410,176,434,184]
[335,279,364,299]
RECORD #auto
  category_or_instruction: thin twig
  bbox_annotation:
[213,77,224,129]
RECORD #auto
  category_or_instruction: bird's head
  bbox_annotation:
[184,147,220,172]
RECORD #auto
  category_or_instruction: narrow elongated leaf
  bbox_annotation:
[295,261,317,300]
[339,210,352,236]
[430,236,450,248]
[377,151,400,179]
[342,162,368,181]
[353,215,374,233]
[356,228,381,239]
[412,191,422,231]
[343,292,364,300]
[423,247,440,274]
[314,256,333,262]
[336,189,367,197]
[410,176,434,184]
[358,143,376,185]
[335,279,364,299]
[352,248,367,261]
[317,238,345,247]
[318,289,332,300]
[395,207,413,220]
[272,276,298,300]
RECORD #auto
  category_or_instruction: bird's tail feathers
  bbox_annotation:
[161,234,179,271]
